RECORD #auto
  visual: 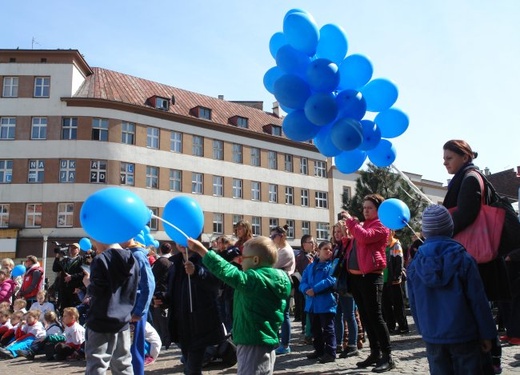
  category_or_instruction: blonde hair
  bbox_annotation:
[244,236,278,267]
[37,290,48,300]
[44,311,58,325]
[10,311,24,322]
[26,309,41,320]
[63,307,80,321]
[13,298,27,309]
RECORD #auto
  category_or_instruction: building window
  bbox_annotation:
[342,186,352,202]
[232,144,243,164]
[57,203,74,227]
[302,221,310,236]
[285,187,294,205]
[92,118,109,141]
[272,125,282,136]
[147,127,160,149]
[90,160,107,183]
[148,207,159,231]
[301,189,309,206]
[170,131,183,153]
[62,117,77,140]
[237,117,248,128]
[0,204,9,227]
[0,160,13,183]
[251,216,261,235]
[268,151,277,170]
[286,220,295,239]
[232,179,243,199]
[269,218,279,233]
[300,157,308,175]
[31,117,47,140]
[28,160,44,183]
[232,215,243,227]
[59,160,76,183]
[316,222,329,240]
[251,181,261,201]
[146,166,159,189]
[199,107,211,120]
[213,213,224,234]
[284,154,293,172]
[213,176,223,196]
[169,169,182,192]
[315,191,328,208]
[213,140,223,160]
[268,184,278,203]
[26,203,42,227]
[0,117,16,140]
[2,77,18,97]
[250,147,261,167]
[192,173,203,194]
[314,160,327,178]
[120,162,134,186]
[34,77,50,97]
[192,136,204,156]
[121,122,135,145]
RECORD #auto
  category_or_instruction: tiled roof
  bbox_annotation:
[73,67,284,134]
[486,168,520,201]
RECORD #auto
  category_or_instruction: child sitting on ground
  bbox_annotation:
[0,302,11,312]
[0,310,23,346]
[13,298,27,314]
[0,309,46,358]
[188,236,291,375]
[300,240,338,363]
[29,290,55,321]
[17,310,64,360]
[0,310,11,335]
[53,307,85,360]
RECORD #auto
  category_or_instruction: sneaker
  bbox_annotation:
[318,353,336,363]
[16,350,35,360]
[306,351,322,360]
[0,347,13,359]
[357,353,381,368]
[508,337,520,345]
[340,346,359,358]
[144,356,155,366]
[275,345,291,355]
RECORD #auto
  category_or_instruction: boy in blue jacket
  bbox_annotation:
[299,240,337,364]
[407,205,497,375]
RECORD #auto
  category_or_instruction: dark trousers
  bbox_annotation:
[181,346,206,375]
[382,282,408,331]
[309,312,336,356]
[350,273,391,355]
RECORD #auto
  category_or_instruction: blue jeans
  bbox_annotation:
[335,294,358,347]
[279,296,291,347]
[425,341,483,375]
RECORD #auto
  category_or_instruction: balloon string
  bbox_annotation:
[391,164,434,205]
[152,214,193,312]
[404,220,424,243]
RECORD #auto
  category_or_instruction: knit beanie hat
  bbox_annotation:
[421,205,454,238]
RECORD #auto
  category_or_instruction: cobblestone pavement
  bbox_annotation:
[1,316,519,374]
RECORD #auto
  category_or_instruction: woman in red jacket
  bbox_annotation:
[343,193,393,373]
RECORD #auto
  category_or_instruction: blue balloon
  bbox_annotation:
[263,66,284,94]
[163,196,204,247]
[338,54,373,90]
[11,264,25,278]
[378,198,411,230]
[313,123,342,157]
[153,240,160,248]
[360,78,398,112]
[144,233,155,247]
[273,74,311,109]
[330,117,363,151]
[304,92,338,126]
[283,8,312,22]
[359,120,382,151]
[334,149,367,174]
[316,24,348,65]
[306,58,340,93]
[143,225,151,234]
[336,89,367,120]
[80,187,152,244]
[283,11,319,56]
[134,233,145,245]
[367,139,397,167]
[279,103,296,114]
[374,108,409,138]
[282,110,321,141]
[79,237,91,251]
[276,45,311,76]
[269,32,286,59]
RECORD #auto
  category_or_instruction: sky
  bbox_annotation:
[2,0,519,185]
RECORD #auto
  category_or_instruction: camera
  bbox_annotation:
[53,241,69,257]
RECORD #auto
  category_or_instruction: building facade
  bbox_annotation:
[0,49,446,259]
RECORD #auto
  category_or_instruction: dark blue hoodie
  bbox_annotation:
[87,247,140,333]
[407,236,497,344]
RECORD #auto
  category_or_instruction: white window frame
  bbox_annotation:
[302,221,310,236]
[148,207,159,231]
[237,117,248,128]
[252,216,261,236]
[232,215,243,227]
[286,219,295,239]
[250,147,261,167]
[120,162,134,186]
[251,181,261,201]
[170,131,182,153]
[213,176,224,196]
[285,186,294,205]
[90,160,107,183]
[34,77,50,97]
[31,117,47,140]
[28,160,45,183]
[59,159,76,183]
[268,151,277,169]
[92,118,109,141]
[26,203,42,227]
[169,169,182,192]
[57,203,74,227]
[192,173,203,194]
[147,127,160,149]
[3,77,18,97]
[213,140,224,160]
[62,117,77,140]
[232,144,243,163]
[0,204,9,228]
[284,154,293,172]
[269,218,279,233]
[314,160,327,178]
[301,189,309,207]
[316,222,329,241]
[232,179,243,199]
[315,191,328,208]
[0,117,16,140]
[121,122,135,145]
[268,184,278,203]
[146,166,159,189]
[192,136,204,156]
[213,213,224,234]
[300,157,308,175]
[0,160,13,183]
[199,107,211,120]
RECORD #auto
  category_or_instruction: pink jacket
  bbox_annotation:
[0,279,16,303]
[345,217,389,274]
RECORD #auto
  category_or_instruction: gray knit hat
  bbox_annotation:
[421,205,454,238]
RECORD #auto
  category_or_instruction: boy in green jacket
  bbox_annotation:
[188,236,291,375]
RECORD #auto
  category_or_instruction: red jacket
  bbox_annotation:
[19,265,44,300]
[345,217,389,274]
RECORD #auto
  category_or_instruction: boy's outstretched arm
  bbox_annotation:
[187,238,209,257]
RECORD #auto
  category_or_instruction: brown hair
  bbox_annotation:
[26,255,38,265]
[363,193,385,209]
[443,140,478,161]
[244,236,278,267]
[44,310,58,324]
[234,220,253,240]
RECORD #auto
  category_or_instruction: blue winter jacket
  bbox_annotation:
[129,245,155,318]
[299,259,337,314]
[407,236,497,344]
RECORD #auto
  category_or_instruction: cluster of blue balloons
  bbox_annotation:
[80,187,205,248]
[264,9,409,174]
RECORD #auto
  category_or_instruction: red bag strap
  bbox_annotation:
[464,170,485,205]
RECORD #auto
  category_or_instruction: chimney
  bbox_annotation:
[516,166,520,177]
[272,101,280,117]
[218,95,224,100]
[484,167,490,176]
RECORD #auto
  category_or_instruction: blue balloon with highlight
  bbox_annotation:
[11,264,26,278]
[282,110,321,141]
[375,108,409,138]
[334,149,367,174]
[163,196,204,247]
[367,139,397,167]
[378,198,411,230]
